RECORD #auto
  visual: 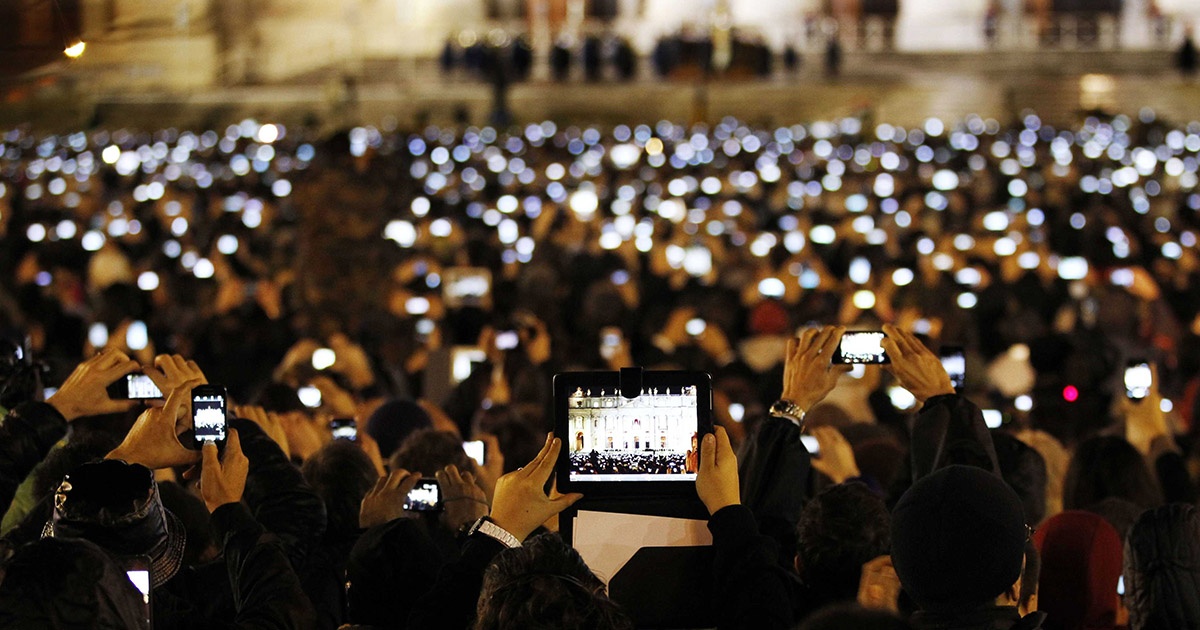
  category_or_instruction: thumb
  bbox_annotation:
[552,492,585,509]
[222,429,243,464]
[202,442,220,471]
[700,431,717,472]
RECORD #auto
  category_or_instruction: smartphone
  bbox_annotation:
[833,331,890,365]
[1118,575,1125,596]
[404,478,442,511]
[463,440,486,466]
[494,330,520,351]
[728,403,745,423]
[123,555,152,626]
[297,385,322,409]
[191,384,228,449]
[1110,268,1135,288]
[982,409,1004,429]
[801,435,821,456]
[442,267,492,309]
[599,326,623,360]
[331,418,358,441]
[940,347,966,391]
[107,373,164,400]
[1125,360,1152,401]
[685,318,707,336]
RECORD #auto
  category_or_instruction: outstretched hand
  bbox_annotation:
[106,380,204,470]
[48,349,141,421]
[1121,363,1172,455]
[201,429,249,513]
[782,326,851,411]
[142,354,207,400]
[695,426,740,515]
[489,433,583,542]
[359,469,423,529]
[438,464,490,531]
[808,426,861,484]
[880,324,955,406]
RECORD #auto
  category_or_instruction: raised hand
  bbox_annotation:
[808,426,861,484]
[48,349,141,421]
[782,325,850,411]
[488,433,583,542]
[438,464,490,531]
[142,354,207,400]
[695,426,740,515]
[235,405,290,458]
[359,469,423,528]
[106,379,204,470]
[880,324,955,406]
[200,429,249,513]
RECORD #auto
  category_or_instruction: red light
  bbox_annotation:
[1063,385,1079,402]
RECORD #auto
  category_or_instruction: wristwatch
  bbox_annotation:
[769,399,807,427]
[467,516,522,549]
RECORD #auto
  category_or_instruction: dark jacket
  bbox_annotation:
[407,530,507,629]
[215,501,317,629]
[0,401,67,515]
[889,394,1000,507]
[1124,503,1200,630]
[708,504,800,630]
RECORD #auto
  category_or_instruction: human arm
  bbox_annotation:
[203,431,318,629]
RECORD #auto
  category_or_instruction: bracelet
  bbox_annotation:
[444,496,490,507]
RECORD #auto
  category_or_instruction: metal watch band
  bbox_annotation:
[769,399,806,426]
[469,517,522,549]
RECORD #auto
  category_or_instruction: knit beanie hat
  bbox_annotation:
[891,465,1027,611]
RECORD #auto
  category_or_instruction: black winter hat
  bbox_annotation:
[890,465,1027,611]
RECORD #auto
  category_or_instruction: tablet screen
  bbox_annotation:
[566,385,701,482]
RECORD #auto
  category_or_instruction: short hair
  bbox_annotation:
[796,482,891,604]
[475,534,633,630]
[390,428,473,476]
[1063,436,1162,511]
[302,441,378,535]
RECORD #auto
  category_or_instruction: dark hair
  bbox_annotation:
[253,382,307,415]
[797,603,913,630]
[302,441,378,535]
[1063,436,1162,511]
[390,428,472,476]
[483,418,544,474]
[796,482,891,604]
[32,431,123,501]
[475,534,633,630]
[993,432,1048,526]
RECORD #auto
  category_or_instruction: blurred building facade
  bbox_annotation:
[5,0,1200,92]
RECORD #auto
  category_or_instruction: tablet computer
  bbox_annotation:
[554,370,713,496]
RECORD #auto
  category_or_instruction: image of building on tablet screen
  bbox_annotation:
[567,386,699,481]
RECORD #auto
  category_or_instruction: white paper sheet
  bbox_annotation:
[572,510,712,586]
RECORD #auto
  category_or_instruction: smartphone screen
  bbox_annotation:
[127,373,164,400]
[124,555,152,626]
[331,418,358,441]
[833,331,890,364]
[982,409,1003,429]
[1125,361,1152,400]
[191,385,228,448]
[404,478,442,511]
[463,440,486,466]
[685,318,707,336]
[940,347,966,391]
[415,318,435,344]
[297,385,322,409]
[800,435,821,456]
[494,330,520,351]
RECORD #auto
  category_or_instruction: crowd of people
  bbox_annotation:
[0,109,1199,627]
[568,450,689,476]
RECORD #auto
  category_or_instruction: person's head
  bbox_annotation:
[0,537,149,629]
[992,432,1049,527]
[1033,511,1123,630]
[890,465,1028,613]
[475,534,633,630]
[1123,503,1200,630]
[1063,436,1162,511]
[43,459,185,588]
[795,482,891,604]
[302,441,378,536]
[390,428,473,476]
[365,399,433,459]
